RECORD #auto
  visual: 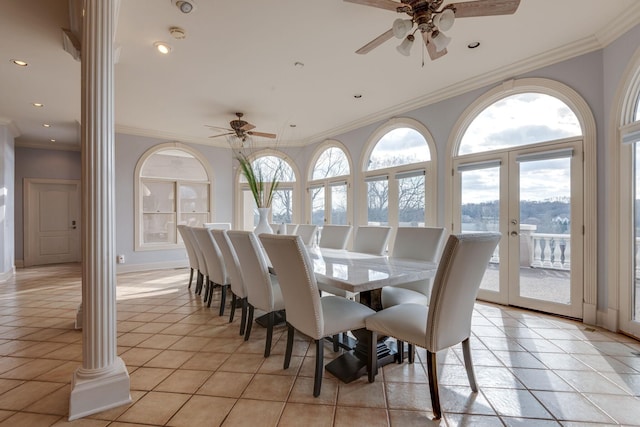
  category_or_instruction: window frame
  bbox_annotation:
[134,142,214,251]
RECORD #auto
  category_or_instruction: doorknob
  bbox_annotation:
[510,231,518,236]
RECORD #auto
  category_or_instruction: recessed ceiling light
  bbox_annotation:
[354,94,363,99]
[290,124,297,128]
[11,59,28,66]
[174,0,195,14]
[294,61,304,68]
[154,41,172,54]
[42,123,51,128]
[50,139,56,142]
[32,102,44,108]
[467,41,481,49]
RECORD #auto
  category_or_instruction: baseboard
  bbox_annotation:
[600,307,619,332]
[0,268,15,283]
[116,259,187,274]
[15,259,24,268]
[583,302,597,326]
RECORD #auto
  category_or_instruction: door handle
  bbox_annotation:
[510,231,518,236]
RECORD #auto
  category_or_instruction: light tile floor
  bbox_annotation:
[1,264,640,426]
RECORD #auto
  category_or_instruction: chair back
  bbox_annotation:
[319,224,353,250]
[295,224,318,246]
[192,227,228,285]
[177,225,198,269]
[211,229,246,299]
[392,226,447,262]
[286,223,299,234]
[351,226,392,255]
[228,231,276,312]
[260,234,324,340]
[186,226,207,276]
[426,232,500,352]
[203,222,232,230]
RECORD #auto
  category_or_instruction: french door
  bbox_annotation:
[453,140,583,318]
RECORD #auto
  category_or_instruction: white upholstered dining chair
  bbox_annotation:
[318,224,352,249]
[227,230,285,358]
[177,225,199,290]
[211,229,248,335]
[295,224,318,246]
[351,225,392,255]
[381,226,447,308]
[260,234,376,397]
[191,227,231,314]
[365,232,501,420]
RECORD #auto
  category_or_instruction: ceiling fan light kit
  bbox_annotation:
[206,113,277,142]
[348,0,520,60]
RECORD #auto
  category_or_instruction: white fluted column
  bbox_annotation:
[69,0,130,420]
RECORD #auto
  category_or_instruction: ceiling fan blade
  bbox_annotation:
[240,122,256,132]
[423,31,448,60]
[205,125,233,131]
[248,131,277,139]
[356,28,394,54]
[343,0,402,12]
[208,131,234,138]
[450,0,520,18]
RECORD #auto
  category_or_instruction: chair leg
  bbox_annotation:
[239,298,248,336]
[264,311,274,358]
[461,338,478,392]
[368,331,378,383]
[229,293,237,323]
[196,272,203,294]
[313,339,323,397]
[408,343,415,364]
[284,323,295,369]
[206,281,215,307]
[188,268,194,289]
[397,340,404,363]
[219,285,228,316]
[426,350,442,420]
[244,304,254,341]
[332,335,339,352]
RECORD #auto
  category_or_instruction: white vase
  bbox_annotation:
[254,207,273,236]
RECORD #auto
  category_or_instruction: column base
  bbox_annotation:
[68,357,131,421]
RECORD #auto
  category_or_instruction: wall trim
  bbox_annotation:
[116,259,187,274]
[0,268,15,284]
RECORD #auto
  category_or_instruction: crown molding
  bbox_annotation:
[0,117,22,138]
[15,140,80,152]
[595,2,640,47]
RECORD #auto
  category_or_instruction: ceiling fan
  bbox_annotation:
[207,112,277,142]
[345,0,520,60]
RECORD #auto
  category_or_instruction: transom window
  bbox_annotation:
[459,93,582,155]
[135,145,212,250]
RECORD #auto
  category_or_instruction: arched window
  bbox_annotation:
[236,151,299,230]
[362,119,436,229]
[458,93,582,155]
[135,143,212,250]
[308,142,352,226]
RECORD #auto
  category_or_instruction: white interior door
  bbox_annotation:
[453,141,583,318]
[24,179,81,266]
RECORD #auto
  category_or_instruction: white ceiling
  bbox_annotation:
[1,0,639,151]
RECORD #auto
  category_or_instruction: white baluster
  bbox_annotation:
[542,237,553,268]
[563,236,571,270]
[532,235,542,267]
[552,238,563,268]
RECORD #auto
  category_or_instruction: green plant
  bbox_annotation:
[236,152,280,208]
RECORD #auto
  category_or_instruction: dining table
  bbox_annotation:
[307,246,437,383]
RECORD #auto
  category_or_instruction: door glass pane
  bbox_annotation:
[518,157,571,304]
[367,180,388,225]
[460,166,500,292]
[272,188,293,223]
[635,145,640,320]
[331,184,347,225]
[311,186,325,226]
[398,175,425,226]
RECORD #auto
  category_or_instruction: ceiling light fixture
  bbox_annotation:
[43,123,51,128]
[174,0,196,14]
[430,30,451,53]
[396,34,415,56]
[154,41,172,54]
[32,102,44,108]
[169,27,186,39]
[468,41,481,49]
[11,59,28,66]
[353,94,363,99]
[50,139,56,142]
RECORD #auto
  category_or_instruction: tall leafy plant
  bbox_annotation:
[236,151,280,208]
